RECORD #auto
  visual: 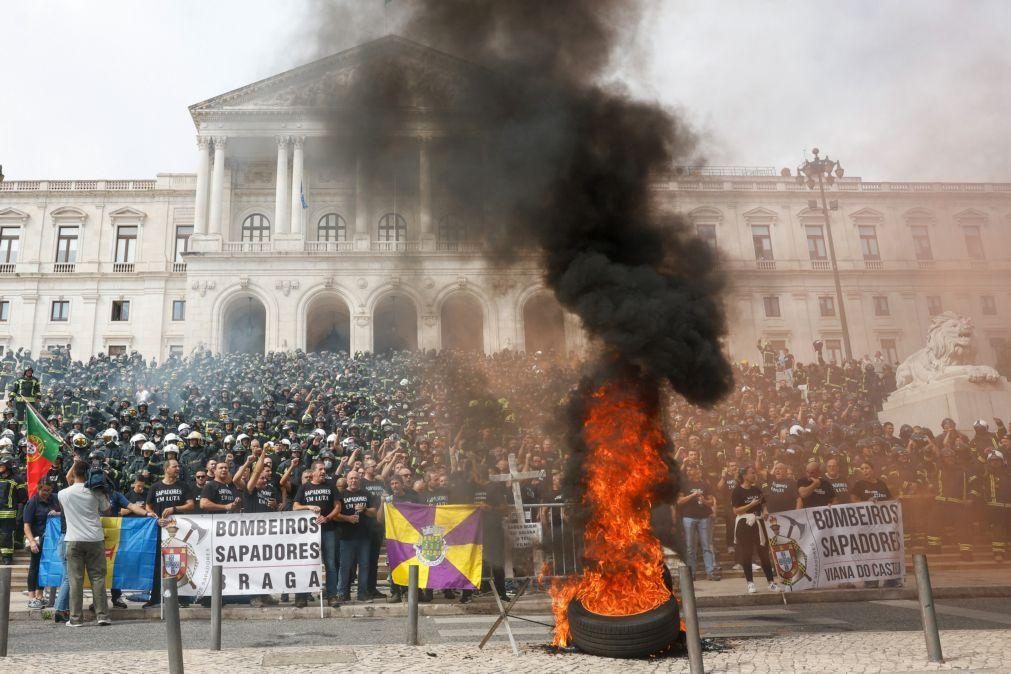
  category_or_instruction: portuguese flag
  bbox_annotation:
[26,404,62,498]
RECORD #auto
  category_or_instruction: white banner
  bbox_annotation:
[766,500,905,590]
[160,512,323,597]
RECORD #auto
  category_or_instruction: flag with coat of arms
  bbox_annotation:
[384,502,483,589]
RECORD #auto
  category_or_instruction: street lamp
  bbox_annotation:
[797,148,852,362]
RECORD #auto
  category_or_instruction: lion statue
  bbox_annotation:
[894,312,1003,389]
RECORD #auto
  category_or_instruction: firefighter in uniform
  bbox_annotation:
[929,448,975,560]
[0,455,26,564]
[9,367,41,422]
[970,451,1010,561]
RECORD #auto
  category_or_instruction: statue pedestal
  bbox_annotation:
[881,378,1011,433]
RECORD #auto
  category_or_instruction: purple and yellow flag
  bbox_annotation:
[384,502,483,589]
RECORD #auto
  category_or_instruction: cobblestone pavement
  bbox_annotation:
[2,629,1008,673]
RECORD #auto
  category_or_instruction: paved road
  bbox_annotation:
[7,598,1011,654]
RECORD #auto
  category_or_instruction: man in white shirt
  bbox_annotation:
[58,460,112,627]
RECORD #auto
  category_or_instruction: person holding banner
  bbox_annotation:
[293,460,340,608]
[731,465,779,594]
[243,448,280,607]
[143,457,195,609]
[22,479,58,608]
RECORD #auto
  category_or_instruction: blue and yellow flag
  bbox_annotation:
[384,502,483,589]
[40,515,158,590]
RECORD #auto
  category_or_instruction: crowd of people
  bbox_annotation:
[0,339,1007,620]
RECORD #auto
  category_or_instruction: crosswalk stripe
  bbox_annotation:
[432,615,553,624]
[871,600,1011,626]
[439,627,551,637]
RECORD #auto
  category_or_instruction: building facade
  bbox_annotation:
[1,37,1009,366]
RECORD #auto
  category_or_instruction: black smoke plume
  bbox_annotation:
[306,0,733,406]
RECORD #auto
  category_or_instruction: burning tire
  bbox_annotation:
[566,596,681,658]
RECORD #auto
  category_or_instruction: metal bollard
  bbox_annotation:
[210,565,223,651]
[407,566,419,646]
[0,566,11,657]
[914,554,943,663]
[164,576,185,673]
[677,566,704,674]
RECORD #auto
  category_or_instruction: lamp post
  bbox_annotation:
[797,148,852,362]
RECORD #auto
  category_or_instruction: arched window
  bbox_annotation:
[317,213,347,242]
[437,213,466,251]
[241,213,270,242]
[377,213,407,242]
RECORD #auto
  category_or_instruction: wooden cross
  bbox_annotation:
[490,454,546,578]
[490,453,545,519]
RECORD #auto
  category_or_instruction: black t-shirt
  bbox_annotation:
[200,480,236,507]
[425,488,450,506]
[362,478,387,502]
[852,479,892,502]
[720,476,739,511]
[243,483,279,514]
[146,480,195,517]
[294,480,338,530]
[679,479,714,519]
[338,488,376,539]
[762,479,799,513]
[126,489,148,506]
[828,478,850,502]
[731,484,764,513]
[798,476,836,508]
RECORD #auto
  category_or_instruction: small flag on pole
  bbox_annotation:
[300,181,308,209]
[25,403,62,497]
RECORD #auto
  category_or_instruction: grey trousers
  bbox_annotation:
[66,540,108,622]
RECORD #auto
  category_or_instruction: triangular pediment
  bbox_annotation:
[849,207,884,221]
[189,35,489,117]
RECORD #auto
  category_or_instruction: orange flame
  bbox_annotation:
[551,380,673,646]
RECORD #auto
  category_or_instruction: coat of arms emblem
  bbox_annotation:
[414,524,447,566]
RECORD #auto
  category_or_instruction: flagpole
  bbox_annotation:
[26,401,72,451]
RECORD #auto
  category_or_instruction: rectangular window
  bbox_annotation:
[0,301,9,322]
[963,225,984,259]
[763,296,781,318]
[880,338,898,364]
[172,300,186,321]
[911,225,933,260]
[50,300,70,322]
[752,225,773,260]
[169,345,184,358]
[824,339,842,364]
[819,296,835,317]
[111,300,130,322]
[55,225,79,263]
[115,225,138,263]
[859,225,880,260]
[0,227,20,264]
[927,296,943,316]
[982,295,997,316]
[873,295,890,316]
[806,225,827,260]
[696,224,717,251]
[174,225,193,262]
[108,345,127,357]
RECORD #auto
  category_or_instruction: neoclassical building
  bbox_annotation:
[1,36,1009,366]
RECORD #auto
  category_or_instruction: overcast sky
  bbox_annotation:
[1,0,1008,182]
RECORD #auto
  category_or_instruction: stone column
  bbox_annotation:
[208,136,227,237]
[274,136,290,235]
[289,136,305,238]
[419,137,435,251]
[354,154,370,250]
[193,137,211,235]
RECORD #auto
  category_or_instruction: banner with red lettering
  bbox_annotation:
[765,501,905,590]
